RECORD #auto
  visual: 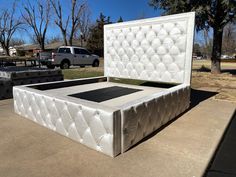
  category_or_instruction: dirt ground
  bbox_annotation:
[192,60,236,102]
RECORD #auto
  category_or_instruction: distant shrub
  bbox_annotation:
[17,50,26,56]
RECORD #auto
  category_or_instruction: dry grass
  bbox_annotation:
[192,60,236,102]
[192,59,236,70]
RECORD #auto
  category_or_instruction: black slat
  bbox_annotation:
[69,86,142,102]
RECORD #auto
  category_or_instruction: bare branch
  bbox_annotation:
[51,0,89,46]
[0,1,22,55]
[50,0,68,45]
[78,3,91,40]
[22,0,50,50]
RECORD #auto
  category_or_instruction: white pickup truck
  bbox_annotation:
[40,46,100,69]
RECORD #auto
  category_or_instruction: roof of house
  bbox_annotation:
[15,39,85,51]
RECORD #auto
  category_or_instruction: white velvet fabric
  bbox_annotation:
[13,86,121,157]
[104,12,195,85]
[13,12,195,157]
[121,85,190,152]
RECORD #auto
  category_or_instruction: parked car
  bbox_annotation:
[193,55,204,60]
[39,51,52,60]
[221,55,234,60]
[40,46,100,69]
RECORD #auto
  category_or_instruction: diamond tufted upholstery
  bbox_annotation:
[13,12,195,157]
[104,12,195,85]
[13,86,121,157]
[108,12,195,152]
[121,85,190,152]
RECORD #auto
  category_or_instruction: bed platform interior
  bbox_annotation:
[28,78,176,108]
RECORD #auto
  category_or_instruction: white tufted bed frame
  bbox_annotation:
[13,12,195,157]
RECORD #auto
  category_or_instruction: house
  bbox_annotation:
[0,46,17,56]
[15,40,85,57]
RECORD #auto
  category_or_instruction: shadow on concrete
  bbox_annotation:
[125,88,218,153]
[204,110,236,177]
[193,65,236,76]
[190,89,218,109]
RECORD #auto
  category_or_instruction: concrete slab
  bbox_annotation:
[205,109,236,176]
[0,93,235,177]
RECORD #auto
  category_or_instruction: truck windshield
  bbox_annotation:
[58,48,71,54]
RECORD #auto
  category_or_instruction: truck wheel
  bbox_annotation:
[47,65,55,69]
[60,61,70,69]
[92,60,99,67]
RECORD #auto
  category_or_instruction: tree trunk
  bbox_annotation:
[69,28,75,46]
[2,44,10,56]
[69,35,73,46]
[63,36,67,46]
[211,27,223,74]
[62,30,68,46]
[40,40,45,51]
[5,48,10,56]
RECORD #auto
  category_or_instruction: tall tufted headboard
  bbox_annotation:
[104,12,195,85]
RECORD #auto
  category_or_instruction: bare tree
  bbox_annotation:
[50,0,69,45]
[51,0,88,46]
[22,0,50,50]
[69,0,84,45]
[202,29,212,58]
[29,34,39,45]
[10,38,25,46]
[77,3,91,41]
[0,2,22,56]
[46,35,62,44]
[222,23,236,55]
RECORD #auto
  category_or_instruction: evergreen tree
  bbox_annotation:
[149,0,236,74]
[193,43,202,56]
[117,16,123,22]
[86,13,111,56]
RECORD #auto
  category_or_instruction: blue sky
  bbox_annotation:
[87,0,162,21]
[0,0,202,44]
